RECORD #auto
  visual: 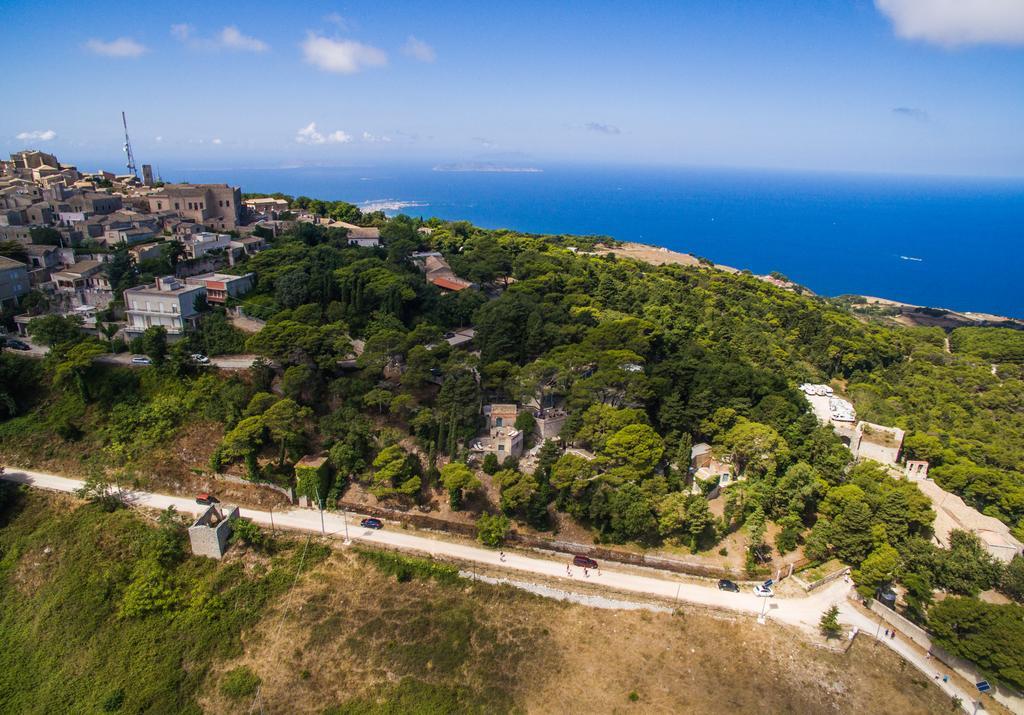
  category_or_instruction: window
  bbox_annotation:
[174,203,180,210]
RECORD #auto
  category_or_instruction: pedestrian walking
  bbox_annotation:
[891,630,897,640]
[499,550,506,562]
[584,568,589,578]
[884,628,890,637]
[567,563,572,575]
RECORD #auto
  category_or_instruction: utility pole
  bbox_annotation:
[268,504,275,535]
[342,507,351,544]
[121,111,138,179]
[313,483,325,537]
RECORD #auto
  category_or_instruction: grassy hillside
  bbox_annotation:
[0,485,955,714]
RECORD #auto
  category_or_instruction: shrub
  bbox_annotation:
[481,453,500,475]
[476,513,511,547]
[220,666,261,699]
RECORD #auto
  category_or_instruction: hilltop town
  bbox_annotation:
[2,148,1023,713]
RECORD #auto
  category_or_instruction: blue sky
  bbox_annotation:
[3,0,1023,176]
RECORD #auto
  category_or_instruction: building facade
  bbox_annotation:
[124,276,206,335]
[147,184,242,230]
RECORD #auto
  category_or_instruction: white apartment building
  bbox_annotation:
[183,231,232,260]
[124,276,206,335]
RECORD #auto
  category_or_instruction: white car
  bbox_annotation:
[130,356,152,365]
[753,585,775,598]
[191,353,210,364]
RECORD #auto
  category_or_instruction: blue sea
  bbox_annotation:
[168,164,1024,319]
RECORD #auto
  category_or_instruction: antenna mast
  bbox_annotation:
[121,111,138,178]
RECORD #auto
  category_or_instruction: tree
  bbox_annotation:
[853,543,900,599]
[938,530,1004,596]
[440,462,481,510]
[819,605,841,639]
[29,226,63,245]
[1001,556,1024,603]
[720,420,788,478]
[160,240,186,269]
[28,314,84,347]
[220,415,267,479]
[601,423,665,477]
[140,326,168,364]
[830,499,874,565]
[262,398,312,466]
[105,245,139,295]
[476,512,511,547]
[928,598,1024,691]
[53,340,107,401]
[370,445,421,499]
[495,468,539,514]
[0,239,28,263]
[75,473,123,511]
[481,453,500,475]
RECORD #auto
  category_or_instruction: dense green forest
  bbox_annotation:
[2,208,1024,689]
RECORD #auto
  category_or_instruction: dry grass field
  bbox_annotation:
[202,549,956,715]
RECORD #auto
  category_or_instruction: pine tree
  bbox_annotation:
[819,605,841,638]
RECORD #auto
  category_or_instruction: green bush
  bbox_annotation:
[220,666,261,699]
[476,513,510,547]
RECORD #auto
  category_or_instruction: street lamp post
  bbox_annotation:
[342,508,351,544]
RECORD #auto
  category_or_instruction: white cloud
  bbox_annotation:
[403,36,436,63]
[295,122,352,145]
[875,0,1024,46]
[85,37,147,58]
[16,129,57,142]
[585,122,621,135]
[219,26,269,52]
[212,138,223,145]
[171,24,269,52]
[324,13,349,30]
[155,136,164,143]
[362,131,392,143]
[301,33,387,74]
[170,23,193,42]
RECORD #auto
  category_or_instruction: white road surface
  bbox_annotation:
[0,465,982,712]
[12,338,262,371]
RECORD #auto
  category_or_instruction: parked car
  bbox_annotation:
[753,585,775,598]
[573,555,599,569]
[195,493,219,505]
[130,356,152,365]
[718,579,740,592]
[4,339,30,351]
[190,353,210,364]
[360,517,383,529]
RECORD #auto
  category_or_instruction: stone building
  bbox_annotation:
[188,504,239,559]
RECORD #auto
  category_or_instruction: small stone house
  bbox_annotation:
[188,504,239,559]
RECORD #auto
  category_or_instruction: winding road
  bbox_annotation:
[0,465,984,712]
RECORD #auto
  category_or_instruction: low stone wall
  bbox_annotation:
[214,472,295,503]
[792,565,850,592]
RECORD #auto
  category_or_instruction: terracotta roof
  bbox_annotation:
[431,276,470,291]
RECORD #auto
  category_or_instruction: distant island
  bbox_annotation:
[432,162,544,173]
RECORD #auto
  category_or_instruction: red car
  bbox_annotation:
[195,493,219,505]
[573,555,598,569]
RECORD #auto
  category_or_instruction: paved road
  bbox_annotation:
[0,465,982,712]
[11,338,262,371]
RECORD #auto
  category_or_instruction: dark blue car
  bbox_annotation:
[360,517,383,529]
